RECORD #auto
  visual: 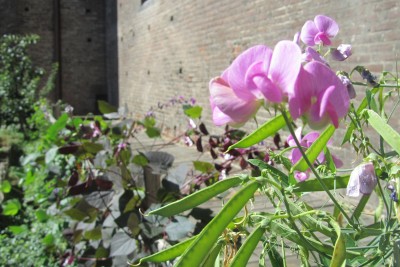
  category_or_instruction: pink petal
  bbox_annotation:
[228,45,273,101]
[212,106,235,126]
[314,32,332,46]
[294,171,310,182]
[332,154,343,168]
[318,85,336,118]
[305,62,349,119]
[269,41,302,95]
[209,77,260,125]
[255,76,283,102]
[314,15,339,38]
[300,20,319,46]
[245,61,273,99]
[289,66,314,120]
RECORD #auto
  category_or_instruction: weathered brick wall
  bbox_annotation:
[116,0,400,165]
[0,0,109,114]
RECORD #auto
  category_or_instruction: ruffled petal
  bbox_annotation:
[314,15,339,38]
[209,77,261,125]
[269,41,302,95]
[228,45,272,101]
[300,20,319,46]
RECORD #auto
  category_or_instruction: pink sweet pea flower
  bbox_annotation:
[300,15,339,46]
[209,42,302,126]
[287,130,343,182]
[289,61,350,129]
[209,77,262,126]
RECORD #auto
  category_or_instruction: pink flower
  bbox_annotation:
[209,77,262,126]
[302,47,328,65]
[287,129,343,182]
[289,61,350,129]
[209,42,302,126]
[300,15,339,46]
[346,162,378,197]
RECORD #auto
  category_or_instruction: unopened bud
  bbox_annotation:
[346,162,377,197]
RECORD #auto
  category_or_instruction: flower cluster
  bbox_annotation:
[209,15,352,130]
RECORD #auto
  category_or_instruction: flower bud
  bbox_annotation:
[346,162,377,197]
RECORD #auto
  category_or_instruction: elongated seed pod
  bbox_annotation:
[174,180,260,267]
[147,176,243,217]
[131,235,195,265]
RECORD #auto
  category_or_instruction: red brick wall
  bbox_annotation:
[1,0,108,114]
[117,0,400,131]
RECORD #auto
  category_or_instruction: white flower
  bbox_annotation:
[346,162,377,197]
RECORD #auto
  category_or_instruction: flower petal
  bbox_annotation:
[228,45,272,101]
[300,20,319,46]
[269,41,302,96]
[314,15,339,37]
[209,77,261,125]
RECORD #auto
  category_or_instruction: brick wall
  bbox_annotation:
[0,0,109,114]
[116,0,400,165]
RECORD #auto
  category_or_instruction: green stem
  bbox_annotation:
[281,110,355,228]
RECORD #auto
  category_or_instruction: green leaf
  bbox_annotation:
[42,234,55,246]
[228,113,287,150]
[98,100,118,114]
[84,226,102,240]
[0,180,11,193]
[46,113,68,142]
[64,208,88,221]
[183,105,203,119]
[8,225,28,235]
[146,126,161,138]
[193,161,214,173]
[292,175,349,193]
[2,199,21,216]
[248,159,288,186]
[265,242,284,267]
[82,142,104,154]
[292,125,335,172]
[35,209,49,222]
[365,110,400,155]
[132,154,149,166]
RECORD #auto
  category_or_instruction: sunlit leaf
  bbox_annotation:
[228,113,287,150]
[46,113,68,142]
[193,161,214,173]
[98,100,118,114]
[0,180,11,193]
[2,199,21,216]
[365,110,400,155]
[8,225,28,235]
[183,105,203,119]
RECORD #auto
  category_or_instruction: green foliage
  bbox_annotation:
[0,35,43,135]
